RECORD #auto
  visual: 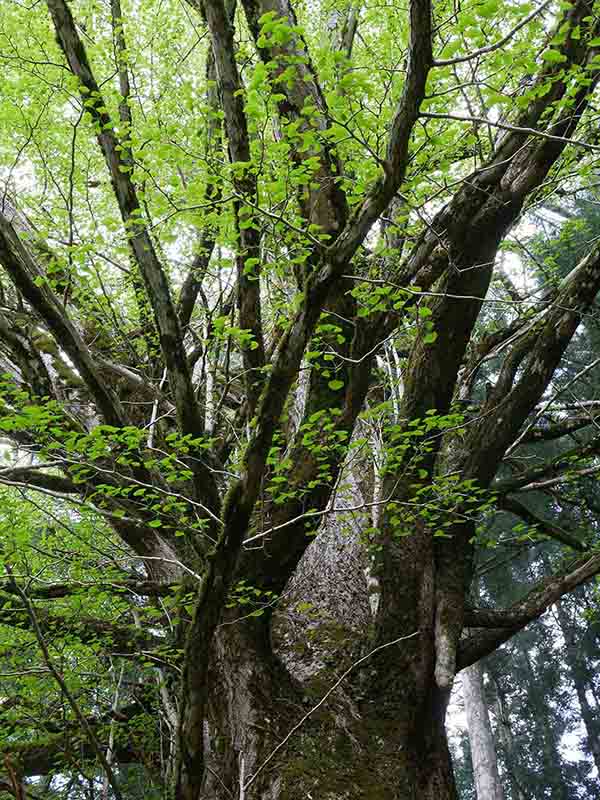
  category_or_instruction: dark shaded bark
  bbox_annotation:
[194,512,460,799]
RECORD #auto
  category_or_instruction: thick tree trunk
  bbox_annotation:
[201,632,459,799]
[462,662,504,800]
[189,511,460,799]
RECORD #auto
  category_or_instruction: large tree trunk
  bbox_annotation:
[463,662,504,800]
[201,630,458,799]
[192,511,460,799]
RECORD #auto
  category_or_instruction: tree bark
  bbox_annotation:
[191,511,460,799]
[463,662,504,800]
[200,630,459,799]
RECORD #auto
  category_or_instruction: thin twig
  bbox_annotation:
[420,112,599,152]
[434,0,553,66]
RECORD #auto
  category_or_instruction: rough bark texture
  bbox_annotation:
[198,482,459,799]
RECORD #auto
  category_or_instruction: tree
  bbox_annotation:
[462,662,504,800]
[1,0,600,797]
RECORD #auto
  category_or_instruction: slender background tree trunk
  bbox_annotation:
[463,662,504,800]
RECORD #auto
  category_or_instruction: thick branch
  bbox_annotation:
[0,591,159,655]
[465,240,600,485]
[0,312,54,399]
[0,466,76,495]
[0,578,176,600]
[2,734,142,780]
[240,0,348,237]
[46,0,212,467]
[521,413,599,443]
[458,551,600,668]
[200,0,266,413]
[0,215,125,427]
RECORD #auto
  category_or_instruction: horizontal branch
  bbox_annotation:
[2,731,143,779]
[521,413,599,443]
[0,591,159,654]
[0,466,76,495]
[494,433,600,495]
[458,551,600,668]
[0,578,177,600]
[463,606,532,628]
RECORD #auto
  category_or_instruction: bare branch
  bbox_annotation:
[498,495,590,552]
[420,111,600,152]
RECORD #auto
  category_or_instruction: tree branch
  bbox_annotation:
[199,0,266,413]
[434,0,553,67]
[240,0,348,237]
[458,551,600,669]
[464,240,600,486]
[498,495,590,552]
[0,590,159,655]
[46,0,214,478]
[177,48,220,330]
[0,214,125,427]
[331,0,432,263]
[5,566,123,799]
[0,466,76,495]
[0,311,54,399]
[0,578,176,600]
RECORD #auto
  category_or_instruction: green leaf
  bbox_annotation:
[541,49,567,63]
